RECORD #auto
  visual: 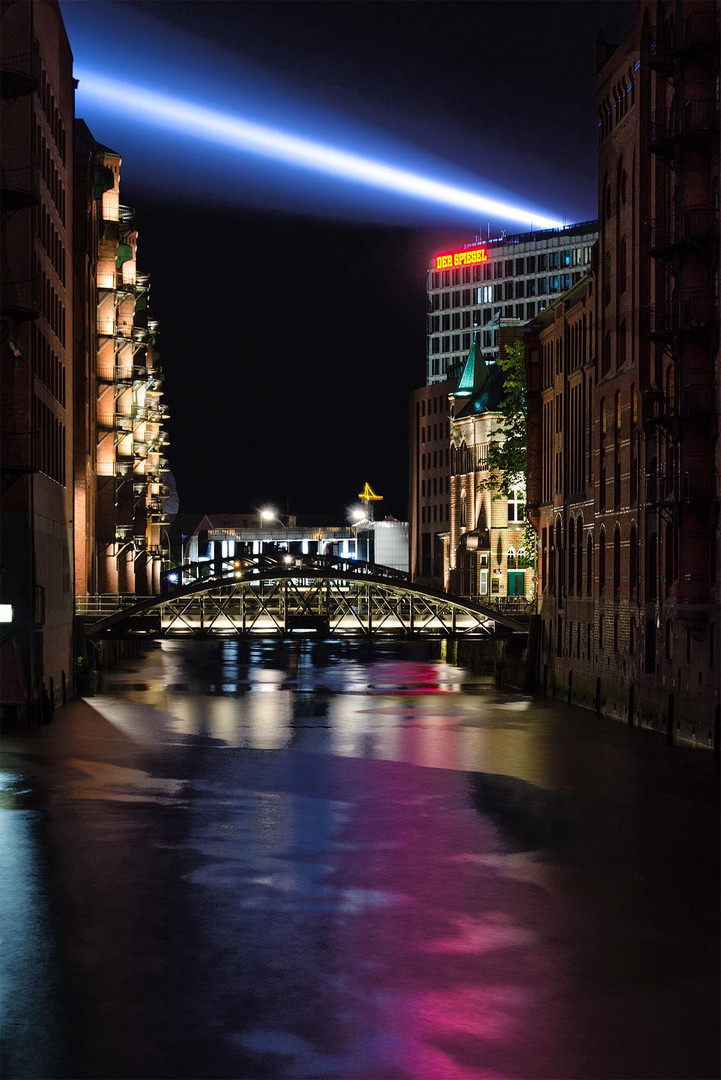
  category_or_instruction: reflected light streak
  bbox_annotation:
[76,71,564,230]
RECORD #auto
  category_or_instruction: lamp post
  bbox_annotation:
[259,507,287,560]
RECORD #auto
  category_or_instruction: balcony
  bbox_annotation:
[0,432,38,474]
[648,101,719,155]
[648,206,717,260]
[647,27,674,75]
[0,273,40,323]
[647,294,716,339]
[0,156,39,211]
[643,383,717,429]
[674,11,719,57]
[0,43,40,100]
[646,471,715,506]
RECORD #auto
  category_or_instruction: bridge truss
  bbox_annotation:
[79,555,528,639]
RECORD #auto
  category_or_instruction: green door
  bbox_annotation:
[507,571,525,597]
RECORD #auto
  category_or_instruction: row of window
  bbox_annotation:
[39,62,67,164]
[431,274,579,312]
[34,121,66,224]
[419,394,447,417]
[32,392,66,485]
[429,247,593,289]
[421,503,449,524]
[597,67,637,143]
[419,420,450,443]
[541,310,593,385]
[33,201,66,285]
[31,322,65,406]
[34,259,66,346]
[421,448,450,470]
[544,614,715,677]
[542,516,683,602]
[421,475,450,497]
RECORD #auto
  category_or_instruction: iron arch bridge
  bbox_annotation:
[78,554,529,640]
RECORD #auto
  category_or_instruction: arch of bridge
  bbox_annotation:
[84,560,528,637]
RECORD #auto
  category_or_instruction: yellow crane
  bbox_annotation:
[357,482,383,521]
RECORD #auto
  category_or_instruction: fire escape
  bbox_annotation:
[644,9,719,619]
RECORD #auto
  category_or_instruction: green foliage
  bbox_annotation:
[481,339,528,498]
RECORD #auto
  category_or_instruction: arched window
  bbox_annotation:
[586,536,593,596]
[556,519,564,599]
[629,525,638,596]
[599,530,606,595]
[613,526,621,597]
[568,522,575,595]
[507,547,516,570]
[577,517,583,594]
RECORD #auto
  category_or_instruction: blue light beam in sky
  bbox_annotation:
[75,71,564,231]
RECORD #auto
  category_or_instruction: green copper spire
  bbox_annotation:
[454,329,479,396]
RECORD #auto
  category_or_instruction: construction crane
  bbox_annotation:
[357,482,383,521]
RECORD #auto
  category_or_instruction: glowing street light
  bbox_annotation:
[259,507,286,527]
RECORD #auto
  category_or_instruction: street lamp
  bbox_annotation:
[259,507,286,527]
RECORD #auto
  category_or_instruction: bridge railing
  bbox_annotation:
[161,553,408,593]
[76,594,141,616]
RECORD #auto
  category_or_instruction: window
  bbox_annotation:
[613,527,621,597]
[599,530,606,594]
[507,548,516,569]
[507,488,525,522]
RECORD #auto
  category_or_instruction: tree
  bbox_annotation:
[481,338,538,573]
[483,339,527,498]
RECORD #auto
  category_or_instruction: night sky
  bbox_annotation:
[61,0,636,522]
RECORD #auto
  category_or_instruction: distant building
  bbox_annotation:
[426,222,598,385]
[528,0,720,745]
[1,0,75,722]
[356,519,409,573]
[411,222,598,589]
[408,376,455,588]
[445,329,533,606]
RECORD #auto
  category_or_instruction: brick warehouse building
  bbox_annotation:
[528,0,719,746]
[1,0,171,723]
[1,1,75,721]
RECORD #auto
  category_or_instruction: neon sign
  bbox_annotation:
[435,247,488,270]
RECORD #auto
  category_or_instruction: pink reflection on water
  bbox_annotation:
[322,756,579,1079]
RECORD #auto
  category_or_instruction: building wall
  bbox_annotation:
[1,0,75,720]
[529,0,720,746]
[409,381,453,587]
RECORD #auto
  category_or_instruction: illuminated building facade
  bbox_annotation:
[87,141,169,596]
[445,329,534,605]
[528,0,720,745]
[426,222,598,385]
[411,222,598,589]
[0,0,75,721]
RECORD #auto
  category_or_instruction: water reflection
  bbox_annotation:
[1,639,718,1080]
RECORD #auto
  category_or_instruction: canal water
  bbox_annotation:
[1,640,719,1080]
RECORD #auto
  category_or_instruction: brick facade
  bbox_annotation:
[528,0,720,747]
